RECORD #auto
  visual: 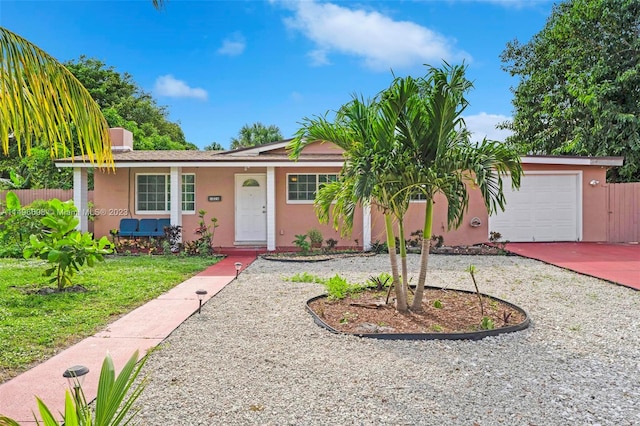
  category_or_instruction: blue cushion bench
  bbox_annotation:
[153,218,171,237]
[119,218,170,239]
[119,218,139,237]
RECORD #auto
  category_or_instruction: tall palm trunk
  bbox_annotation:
[412,198,433,311]
[385,213,407,312]
[397,215,409,302]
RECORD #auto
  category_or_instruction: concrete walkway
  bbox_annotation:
[0,255,256,424]
[505,242,640,290]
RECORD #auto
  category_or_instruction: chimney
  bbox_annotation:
[109,127,134,152]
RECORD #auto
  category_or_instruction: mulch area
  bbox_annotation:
[309,288,526,334]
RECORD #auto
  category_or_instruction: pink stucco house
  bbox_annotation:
[55,128,623,251]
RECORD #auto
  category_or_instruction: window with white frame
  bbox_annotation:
[136,173,196,213]
[409,185,428,202]
[287,173,338,202]
[180,174,196,211]
[410,192,428,201]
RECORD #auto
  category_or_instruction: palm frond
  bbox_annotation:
[0,27,113,166]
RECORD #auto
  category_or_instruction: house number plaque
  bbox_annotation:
[208,195,222,202]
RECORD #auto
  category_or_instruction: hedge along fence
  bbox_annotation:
[1,189,96,235]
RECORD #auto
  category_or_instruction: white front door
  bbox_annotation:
[235,174,267,243]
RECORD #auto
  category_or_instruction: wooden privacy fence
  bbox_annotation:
[0,189,94,206]
[607,182,640,243]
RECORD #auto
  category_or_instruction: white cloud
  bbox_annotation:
[153,75,208,100]
[279,1,470,70]
[463,112,512,143]
[308,49,330,66]
[218,32,246,56]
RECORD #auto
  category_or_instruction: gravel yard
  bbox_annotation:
[136,254,640,425]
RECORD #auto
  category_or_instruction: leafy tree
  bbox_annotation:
[204,141,225,151]
[500,0,640,182]
[230,122,283,149]
[65,56,192,151]
[0,146,75,189]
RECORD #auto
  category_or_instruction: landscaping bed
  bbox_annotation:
[307,287,529,339]
[261,251,376,262]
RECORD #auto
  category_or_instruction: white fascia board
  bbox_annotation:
[521,156,624,166]
[227,141,291,156]
[56,161,344,168]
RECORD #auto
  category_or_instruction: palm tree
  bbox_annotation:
[0,1,164,166]
[230,122,283,149]
[391,63,522,311]
[290,63,522,314]
[289,95,412,311]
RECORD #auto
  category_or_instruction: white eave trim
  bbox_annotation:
[55,160,344,169]
[57,155,624,169]
[521,156,624,167]
[227,141,292,156]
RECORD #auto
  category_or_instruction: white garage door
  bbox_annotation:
[489,173,581,242]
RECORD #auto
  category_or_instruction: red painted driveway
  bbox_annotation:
[505,242,640,290]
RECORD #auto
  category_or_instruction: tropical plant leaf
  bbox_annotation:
[34,395,61,426]
[94,350,147,426]
[0,27,113,166]
[4,191,21,210]
[0,415,21,426]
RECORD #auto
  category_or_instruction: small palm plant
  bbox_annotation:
[0,350,147,426]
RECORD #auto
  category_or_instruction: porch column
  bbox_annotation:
[266,167,276,251]
[362,203,371,251]
[73,167,88,232]
[170,167,182,240]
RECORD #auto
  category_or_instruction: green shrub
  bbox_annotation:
[325,238,338,250]
[369,240,388,254]
[293,234,311,254]
[366,272,392,290]
[288,272,323,283]
[307,228,323,246]
[480,316,495,330]
[0,193,50,258]
[23,199,112,290]
[0,351,147,426]
[324,274,364,300]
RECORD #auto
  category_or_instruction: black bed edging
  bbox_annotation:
[306,288,531,341]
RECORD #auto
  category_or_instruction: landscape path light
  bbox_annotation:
[235,262,242,278]
[63,364,89,407]
[195,289,207,314]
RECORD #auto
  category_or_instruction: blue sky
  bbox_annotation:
[1,0,555,150]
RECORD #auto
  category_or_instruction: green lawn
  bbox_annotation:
[0,255,219,383]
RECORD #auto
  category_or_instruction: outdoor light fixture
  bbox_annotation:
[590,179,600,187]
[195,289,207,314]
[235,262,242,278]
[63,365,89,404]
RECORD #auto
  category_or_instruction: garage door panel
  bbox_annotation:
[489,174,580,242]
